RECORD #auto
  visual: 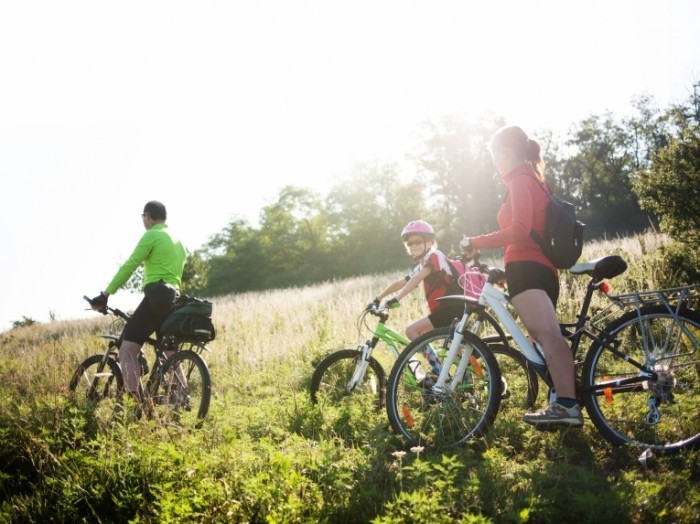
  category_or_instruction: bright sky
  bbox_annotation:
[1,0,698,331]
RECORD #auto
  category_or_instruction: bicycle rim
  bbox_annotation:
[488,343,539,410]
[386,328,501,449]
[310,349,385,410]
[69,354,124,402]
[147,350,211,427]
[582,306,700,452]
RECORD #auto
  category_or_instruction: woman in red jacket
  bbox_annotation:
[461,126,582,428]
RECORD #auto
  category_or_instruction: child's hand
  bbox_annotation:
[386,297,400,309]
[365,297,380,311]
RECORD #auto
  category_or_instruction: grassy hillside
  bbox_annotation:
[1,231,699,523]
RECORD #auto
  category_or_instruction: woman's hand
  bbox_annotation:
[460,237,478,259]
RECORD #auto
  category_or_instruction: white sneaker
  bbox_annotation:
[523,402,583,428]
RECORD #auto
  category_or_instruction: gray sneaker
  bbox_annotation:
[523,402,583,429]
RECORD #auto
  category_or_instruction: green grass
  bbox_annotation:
[1,231,699,523]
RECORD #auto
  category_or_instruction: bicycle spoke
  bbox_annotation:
[310,349,385,410]
[69,354,123,403]
[583,307,700,451]
[146,350,211,427]
[387,329,501,449]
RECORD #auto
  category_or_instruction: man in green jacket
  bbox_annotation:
[91,200,187,397]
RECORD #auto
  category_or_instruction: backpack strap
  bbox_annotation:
[513,171,552,249]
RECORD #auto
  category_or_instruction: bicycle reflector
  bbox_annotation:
[603,376,613,405]
[402,405,415,427]
[599,282,611,294]
[469,355,484,377]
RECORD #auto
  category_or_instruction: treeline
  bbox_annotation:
[182,90,700,297]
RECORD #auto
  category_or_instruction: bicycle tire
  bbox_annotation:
[310,349,386,409]
[469,307,510,348]
[69,353,124,401]
[385,329,501,448]
[146,350,211,426]
[581,305,700,452]
[487,342,539,409]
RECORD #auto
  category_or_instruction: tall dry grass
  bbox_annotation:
[3,230,699,523]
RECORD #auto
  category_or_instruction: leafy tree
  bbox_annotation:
[564,113,650,237]
[633,126,700,246]
[413,114,503,250]
[202,217,263,295]
[12,316,37,329]
[181,249,210,295]
[256,186,332,287]
[625,94,672,170]
[325,162,426,275]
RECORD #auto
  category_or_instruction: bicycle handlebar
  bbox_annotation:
[83,295,130,321]
[455,252,506,285]
[365,304,390,322]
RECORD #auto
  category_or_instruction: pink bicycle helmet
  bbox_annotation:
[401,220,435,241]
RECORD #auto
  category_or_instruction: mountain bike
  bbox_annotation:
[386,254,700,453]
[310,280,537,413]
[69,296,213,427]
[309,305,408,410]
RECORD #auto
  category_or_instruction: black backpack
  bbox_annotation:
[527,175,585,269]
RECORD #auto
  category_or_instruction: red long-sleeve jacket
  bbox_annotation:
[470,165,557,275]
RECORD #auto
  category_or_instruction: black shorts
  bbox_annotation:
[121,282,177,344]
[505,261,559,307]
[428,303,464,329]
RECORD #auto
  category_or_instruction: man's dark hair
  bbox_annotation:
[143,201,167,221]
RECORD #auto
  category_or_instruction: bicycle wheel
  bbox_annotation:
[146,350,211,426]
[467,308,510,348]
[69,354,124,401]
[488,343,539,409]
[310,349,386,409]
[582,306,700,452]
[385,329,501,448]
[458,308,538,407]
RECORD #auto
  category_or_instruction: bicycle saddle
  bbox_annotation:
[569,255,627,281]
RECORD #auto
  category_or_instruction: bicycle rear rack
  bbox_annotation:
[609,284,700,310]
[588,284,700,331]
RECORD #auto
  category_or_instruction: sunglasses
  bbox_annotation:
[405,239,425,247]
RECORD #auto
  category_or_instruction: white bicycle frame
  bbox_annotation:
[433,281,545,393]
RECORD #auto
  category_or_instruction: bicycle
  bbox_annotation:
[386,254,700,453]
[309,305,407,410]
[310,291,534,414]
[69,296,213,427]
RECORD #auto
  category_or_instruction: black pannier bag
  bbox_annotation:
[160,297,216,342]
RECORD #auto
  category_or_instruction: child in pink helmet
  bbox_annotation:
[368,220,464,340]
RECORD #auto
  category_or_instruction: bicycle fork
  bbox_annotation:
[433,316,476,393]
[348,338,378,392]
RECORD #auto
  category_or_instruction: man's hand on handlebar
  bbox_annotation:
[88,293,108,314]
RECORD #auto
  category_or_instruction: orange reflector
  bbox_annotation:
[603,376,613,404]
[469,355,484,376]
[402,405,415,427]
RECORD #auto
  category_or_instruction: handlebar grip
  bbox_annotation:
[84,294,109,315]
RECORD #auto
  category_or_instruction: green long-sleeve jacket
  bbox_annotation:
[105,223,187,295]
